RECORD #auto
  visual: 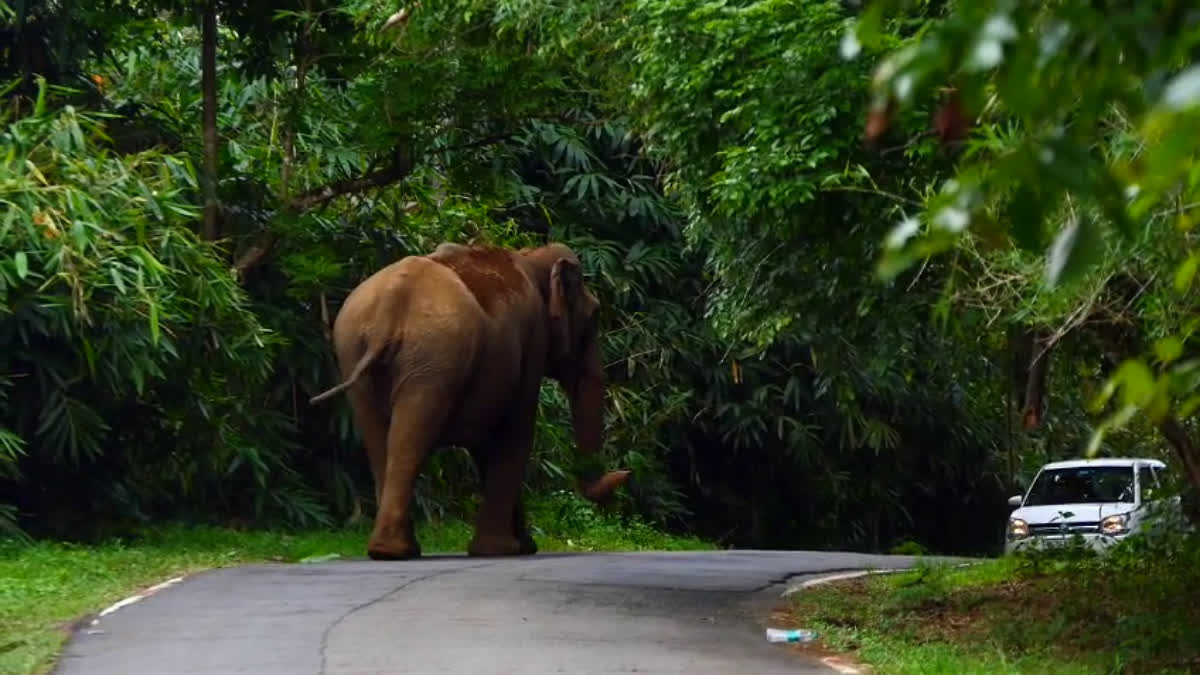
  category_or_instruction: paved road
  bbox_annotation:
[55,550,944,674]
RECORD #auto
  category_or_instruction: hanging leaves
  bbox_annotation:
[1044,213,1104,288]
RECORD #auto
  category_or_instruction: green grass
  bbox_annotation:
[0,501,712,675]
[783,543,1200,675]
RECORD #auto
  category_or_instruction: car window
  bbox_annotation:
[1023,466,1136,506]
[1138,466,1158,488]
[1139,465,1164,500]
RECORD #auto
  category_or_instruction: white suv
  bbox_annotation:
[1005,457,1172,555]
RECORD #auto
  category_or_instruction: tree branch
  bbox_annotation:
[432,132,518,155]
[231,232,278,278]
[290,149,414,212]
[232,145,415,276]
[233,129,519,277]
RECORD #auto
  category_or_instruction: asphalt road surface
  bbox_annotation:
[55,550,945,674]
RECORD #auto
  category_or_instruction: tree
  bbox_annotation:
[854,0,1200,501]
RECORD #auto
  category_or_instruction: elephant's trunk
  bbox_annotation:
[569,368,605,458]
[568,337,629,503]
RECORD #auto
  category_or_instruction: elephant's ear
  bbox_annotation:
[549,257,579,358]
[549,257,581,316]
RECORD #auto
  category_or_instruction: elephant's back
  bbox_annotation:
[352,255,478,307]
[425,246,537,319]
[329,256,474,345]
[343,247,537,319]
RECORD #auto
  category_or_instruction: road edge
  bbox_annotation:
[782,559,982,596]
[769,560,987,674]
[81,575,188,635]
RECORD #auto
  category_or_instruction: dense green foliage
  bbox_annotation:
[0,93,291,536]
[0,0,1192,558]
[856,0,1200,498]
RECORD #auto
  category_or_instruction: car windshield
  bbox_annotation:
[1023,466,1136,506]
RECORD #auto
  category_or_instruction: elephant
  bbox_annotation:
[308,241,631,559]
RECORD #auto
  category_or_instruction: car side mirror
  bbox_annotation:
[1007,495,1023,507]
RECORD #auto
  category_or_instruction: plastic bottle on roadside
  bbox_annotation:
[765,628,818,643]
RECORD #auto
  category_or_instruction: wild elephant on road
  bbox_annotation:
[309,242,630,560]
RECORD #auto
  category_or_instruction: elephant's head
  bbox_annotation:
[522,243,629,502]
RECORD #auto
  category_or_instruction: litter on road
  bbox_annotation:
[765,627,818,643]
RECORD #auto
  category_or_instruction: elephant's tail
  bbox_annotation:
[309,340,387,405]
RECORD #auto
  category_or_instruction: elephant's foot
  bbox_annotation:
[366,543,421,561]
[467,533,524,557]
[517,532,539,556]
[367,525,421,560]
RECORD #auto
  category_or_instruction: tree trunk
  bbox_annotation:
[200,1,220,241]
[1156,417,1200,520]
[1016,328,1053,431]
[1005,330,1017,486]
[1093,321,1200,514]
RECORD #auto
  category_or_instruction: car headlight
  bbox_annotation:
[1101,514,1128,536]
[1008,518,1029,539]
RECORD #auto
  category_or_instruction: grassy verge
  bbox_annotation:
[0,498,711,675]
[780,541,1200,674]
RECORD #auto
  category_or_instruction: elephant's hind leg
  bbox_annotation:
[367,386,449,561]
[345,384,388,508]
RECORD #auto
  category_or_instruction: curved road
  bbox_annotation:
[54,550,946,674]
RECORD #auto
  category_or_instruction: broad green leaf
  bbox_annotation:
[148,301,160,345]
[1178,394,1200,418]
[13,252,28,280]
[24,160,49,186]
[1044,214,1103,288]
[1174,254,1199,293]
[840,27,861,60]
[1161,65,1200,110]
[0,202,18,238]
[110,268,127,294]
[80,337,97,378]
[1116,359,1156,407]
[138,181,163,221]
[1146,384,1171,424]
[33,76,47,116]
[1154,336,1184,365]
[1086,404,1139,457]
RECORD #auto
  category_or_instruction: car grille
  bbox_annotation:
[1029,522,1100,535]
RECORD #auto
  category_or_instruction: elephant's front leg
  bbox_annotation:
[470,446,537,552]
[513,496,538,555]
[469,449,537,555]
[468,405,537,558]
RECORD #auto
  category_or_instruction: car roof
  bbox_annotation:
[1040,457,1167,470]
